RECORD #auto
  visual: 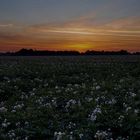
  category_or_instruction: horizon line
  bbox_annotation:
[1,48,140,54]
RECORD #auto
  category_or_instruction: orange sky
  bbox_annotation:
[0,0,140,52]
[0,16,140,52]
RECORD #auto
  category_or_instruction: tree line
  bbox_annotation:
[0,48,140,56]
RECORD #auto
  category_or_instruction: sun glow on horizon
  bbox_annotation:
[66,44,93,52]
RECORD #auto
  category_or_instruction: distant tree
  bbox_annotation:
[1,48,140,56]
[85,50,130,55]
[15,48,34,55]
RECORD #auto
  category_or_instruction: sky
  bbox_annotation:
[0,0,140,52]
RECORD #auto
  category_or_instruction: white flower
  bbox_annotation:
[134,109,139,114]
[118,115,124,126]
[24,136,28,140]
[90,115,97,121]
[25,121,29,126]
[16,122,20,126]
[30,92,35,96]
[129,92,136,97]
[11,109,16,113]
[54,131,65,140]
[0,107,7,112]
[126,107,132,112]
[55,86,59,89]
[79,133,84,139]
[94,106,102,114]
[65,99,76,108]
[118,115,124,120]
[123,103,127,108]
[68,122,76,129]
[2,119,10,128]
[107,98,116,105]
[86,97,93,102]
[54,132,57,136]
[94,130,108,139]
[2,123,7,128]
[13,103,24,110]
[52,99,57,107]
[95,97,100,102]
[90,106,102,121]
[95,85,101,90]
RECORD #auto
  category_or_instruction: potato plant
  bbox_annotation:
[0,56,140,140]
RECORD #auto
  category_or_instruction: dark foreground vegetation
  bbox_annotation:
[1,48,140,56]
[0,56,140,140]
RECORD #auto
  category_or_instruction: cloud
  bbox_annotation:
[0,24,13,28]
[103,17,140,30]
[0,15,140,52]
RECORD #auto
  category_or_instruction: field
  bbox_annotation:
[0,56,140,140]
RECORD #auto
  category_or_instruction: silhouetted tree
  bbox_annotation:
[0,48,139,56]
